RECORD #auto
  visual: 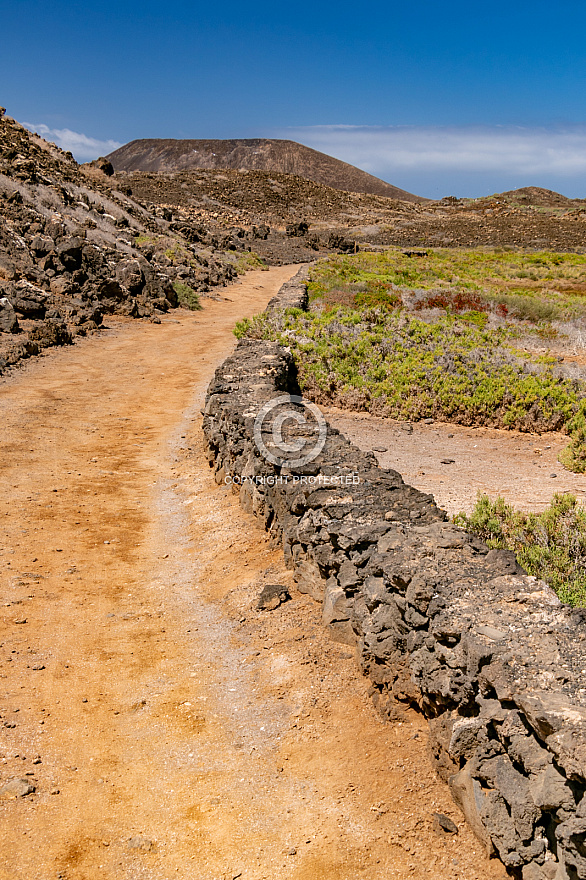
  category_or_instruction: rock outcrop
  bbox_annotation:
[0,112,249,373]
[203,269,586,879]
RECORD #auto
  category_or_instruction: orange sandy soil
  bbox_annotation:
[0,266,505,880]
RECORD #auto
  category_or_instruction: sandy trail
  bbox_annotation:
[0,266,504,880]
[326,408,586,516]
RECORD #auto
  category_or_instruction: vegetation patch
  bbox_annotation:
[308,248,586,322]
[165,242,192,264]
[235,248,586,472]
[237,306,580,430]
[173,281,202,310]
[225,251,267,274]
[455,493,586,606]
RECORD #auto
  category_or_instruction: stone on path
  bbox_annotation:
[0,777,35,798]
[256,583,291,611]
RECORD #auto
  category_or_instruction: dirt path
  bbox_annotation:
[326,408,586,516]
[0,267,505,880]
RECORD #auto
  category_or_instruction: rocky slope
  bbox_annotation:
[107,137,424,202]
[0,111,250,373]
[118,167,586,256]
[118,167,403,263]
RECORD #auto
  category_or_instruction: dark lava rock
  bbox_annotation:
[432,812,459,835]
[0,297,18,332]
[286,221,309,237]
[28,320,72,348]
[257,583,291,611]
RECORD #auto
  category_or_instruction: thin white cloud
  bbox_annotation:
[23,123,122,162]
[279,124,586,177]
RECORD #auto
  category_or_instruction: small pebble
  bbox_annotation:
[0,777,35,798]
[127,835,154,852]
[432,812,458,835]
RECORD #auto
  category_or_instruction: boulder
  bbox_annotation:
[55,236,85,271]
[115,258,144,294]
[0,297,18,332]
[286,221,309,237]
[30,234,54,255]
[257,583,290,611]
[12,283,47,317]
[0,777,35,798]
[28,320,71,348]
[96,157,114,176]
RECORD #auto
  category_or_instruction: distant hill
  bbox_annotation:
[106,138,424,203]
[489,187,585,208]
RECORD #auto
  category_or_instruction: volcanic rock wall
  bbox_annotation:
[203,269,586,880]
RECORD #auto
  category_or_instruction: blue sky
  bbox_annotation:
[3,0,586,198]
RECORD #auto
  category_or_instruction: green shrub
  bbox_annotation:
[228,252,267,274]
[173,281,202,311]
[165,243,190,264]
[307,248,586,323]
[454,493,586,606]
[236,249,586,473]
[234,317,252,339]
[559,400,586,473]
[134,233,154,246]
[238,302,586,469]
[496,294,561,323]
[353,288,401,310]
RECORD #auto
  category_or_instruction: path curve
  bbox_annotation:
[0,266,505,880]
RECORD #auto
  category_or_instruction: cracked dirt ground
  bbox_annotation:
[0,265,505,880]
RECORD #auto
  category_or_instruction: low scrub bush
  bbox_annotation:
[173,281,202,311]
[493,293,561,323]
[238,304,586,470]
[353,287,401,310]
[414,289,489,313]
[236,249,586,471]
[454,493,586,606]
[229,251,267,274]
[309,248,586,297]
[308,248,586,324]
